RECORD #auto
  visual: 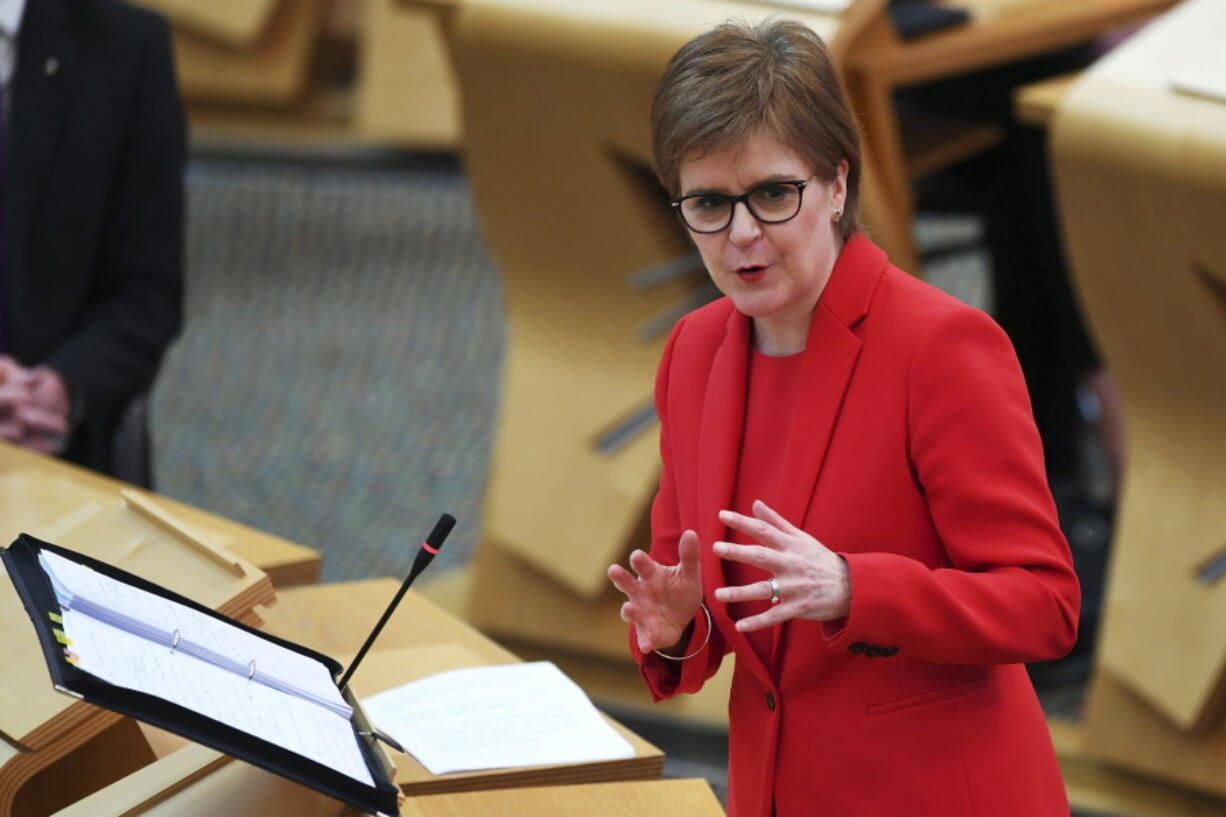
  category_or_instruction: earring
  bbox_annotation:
[832,207,843,223]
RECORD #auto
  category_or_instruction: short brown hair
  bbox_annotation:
[651,19,861,240]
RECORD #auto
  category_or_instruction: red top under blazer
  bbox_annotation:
[632,234,1080,817]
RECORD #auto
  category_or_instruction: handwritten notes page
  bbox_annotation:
[363,662,634,775]
[63,609,374,785]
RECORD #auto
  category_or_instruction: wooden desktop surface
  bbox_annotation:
[0,442,321,587]
[407,778,725,817]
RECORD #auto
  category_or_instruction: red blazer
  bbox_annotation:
[633,235,1079,817]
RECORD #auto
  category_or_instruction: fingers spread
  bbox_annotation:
[607,564,638,597]
[713,541,781,571]
[628,548,660,580]
[714,579,773,604]
[677,530,700,570]
[752,499,801,535]
[735,604,788,633]
[718,509,787,549]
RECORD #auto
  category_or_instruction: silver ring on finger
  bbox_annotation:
[768,577,781,605]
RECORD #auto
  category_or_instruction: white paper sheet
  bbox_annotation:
[362,662,635,775]
[63,609,374,786]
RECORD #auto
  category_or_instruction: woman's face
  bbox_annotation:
[677,130,847,325]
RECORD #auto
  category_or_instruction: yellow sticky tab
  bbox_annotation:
[64,649,80,665]
[48,612,63,624]
[53,629,72,646]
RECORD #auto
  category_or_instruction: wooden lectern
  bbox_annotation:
[1050,0,1226,801]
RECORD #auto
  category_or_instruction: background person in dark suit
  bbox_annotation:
[0,0,184,480]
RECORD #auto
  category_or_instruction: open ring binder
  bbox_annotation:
[3,534,402,817]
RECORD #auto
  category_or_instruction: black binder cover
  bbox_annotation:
[2,534,400,817]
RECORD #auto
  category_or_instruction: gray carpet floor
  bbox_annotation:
[152,154,504,581]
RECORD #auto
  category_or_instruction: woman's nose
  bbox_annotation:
[727,201,761,246]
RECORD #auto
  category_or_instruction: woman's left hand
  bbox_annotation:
[712,499,852,632]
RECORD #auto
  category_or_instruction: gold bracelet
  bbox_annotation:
[652,603,712,661]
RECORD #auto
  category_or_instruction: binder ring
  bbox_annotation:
[247,660,257,681]
[170,629,181,654]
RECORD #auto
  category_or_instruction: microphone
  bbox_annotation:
[404,513,455,586]
[338,513,456,691]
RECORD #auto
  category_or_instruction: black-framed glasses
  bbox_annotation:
[670,176,815,234]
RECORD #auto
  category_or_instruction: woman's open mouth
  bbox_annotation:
[735,264,769,282]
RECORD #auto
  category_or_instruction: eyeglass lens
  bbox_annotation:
[680,182,803,232]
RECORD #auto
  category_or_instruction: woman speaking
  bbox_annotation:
[607,19,1080,817]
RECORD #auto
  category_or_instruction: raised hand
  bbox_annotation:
[713,499,851,632]
[608,530,703,654]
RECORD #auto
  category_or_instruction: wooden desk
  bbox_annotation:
[407,778,725,817]
[0,442,321,586]
[840,0,1177,275]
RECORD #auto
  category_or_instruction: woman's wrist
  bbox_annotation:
[654,603,712,661]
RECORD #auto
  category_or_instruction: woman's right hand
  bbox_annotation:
[607,530,703,654]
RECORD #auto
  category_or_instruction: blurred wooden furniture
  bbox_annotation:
[0,443,321,587]
[129,0,464,152]
[1045,0,1226,806]
[1013,70,1079,127]
[136,0,280,48]
[356,0,461,149]
[0,443,303,817]
[1053,0,1226,737]
[841,0,1178,275]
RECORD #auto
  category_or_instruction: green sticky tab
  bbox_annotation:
[53,629,72,646]
[48,612,64,624]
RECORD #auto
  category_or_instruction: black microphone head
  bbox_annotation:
[425,513,457,551]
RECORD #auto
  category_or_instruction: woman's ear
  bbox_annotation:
[834,159,849,210]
